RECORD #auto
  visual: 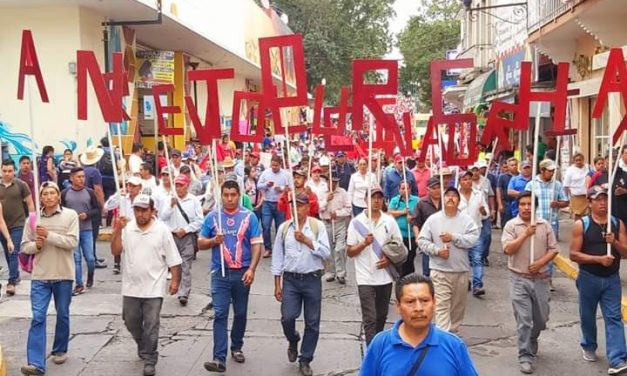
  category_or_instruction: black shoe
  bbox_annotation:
[287,336,299,363]
[86,274,94,289]
[178,296,188,306]
[299,362,313,376]
[337,276,346,285]
[231,350,245,363]
[467,281,471,292]
[472,288,485,297]
[201,301,213,313]
[203,360,226,372]
[95,261,107,269]
[113,264,120,275]
[483,258,490,267]
[143,363,156,376]
[97,258,105,263]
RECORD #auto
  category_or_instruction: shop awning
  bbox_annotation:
[462,70,496,109]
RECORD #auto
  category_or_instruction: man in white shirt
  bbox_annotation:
[110,194,182,376]
[129,143,144,176]
[458,171,489,297]
[158,174,203,306]
[347,187,402,345]
[319,176,352,284]
[417,186,479,332]
[140,162,158,195]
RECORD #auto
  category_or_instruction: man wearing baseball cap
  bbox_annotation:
[159,174,203,306]
[332,151,355,191]
[412,176,442,277]
[508,160,533,218]
[570,186,627,375]
[104,176,144,274]
[417,186,479,332]
[524,159,568,240]
[278,169,319,220]
[111,194,182,376]
[384,155,418,201]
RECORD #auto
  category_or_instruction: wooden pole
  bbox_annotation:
[530,105,542,263]
[368,114,374,225]
[436,124,447,250]
[26,78,41,221]
[211,138,225,277]
[401,157,412,252]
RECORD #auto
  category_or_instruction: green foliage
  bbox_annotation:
[271,0,394,104]
[397,0,461,109]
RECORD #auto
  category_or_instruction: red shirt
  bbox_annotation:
[412,167,431,199]
[278,189,319,220]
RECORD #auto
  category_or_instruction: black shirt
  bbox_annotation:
[412,196,440,230]
[332,162,356,191]
[580,216,620,277]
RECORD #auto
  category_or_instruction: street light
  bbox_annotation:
[461,0,528,22]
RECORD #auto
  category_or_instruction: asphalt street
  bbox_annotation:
[0,217,625,376]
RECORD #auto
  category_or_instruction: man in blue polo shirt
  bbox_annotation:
[359,273,478,376]
[508,160,533,217]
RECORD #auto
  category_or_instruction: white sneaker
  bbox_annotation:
[608,362,627,375]
[582,349,598,362]
[167,272,172,280]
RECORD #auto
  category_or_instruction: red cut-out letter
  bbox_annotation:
[519,61,569,135]
[417,117,437,162]
[152,84,182,136]
[185,68,234,144]
[351,60,398,131]
[258,34,308,135]
[17,30,49,102]
[592,48,627,144]
[314,86,351,136]
[430,59,473,124]
[230,91,265,143]
[480,101,522,150]
[77,50,127,122]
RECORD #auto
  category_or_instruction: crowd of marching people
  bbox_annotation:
[4,132,627,376]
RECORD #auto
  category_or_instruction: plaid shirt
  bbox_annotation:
[525,176,568,225]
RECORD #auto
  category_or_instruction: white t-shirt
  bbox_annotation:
[121,219,182,298]
[306,179,328,206]
[348,172,377,208]
[129,154,143,175]
[347,212,400,286]
[563,165,588,196]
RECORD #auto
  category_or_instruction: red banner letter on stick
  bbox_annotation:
[258,34,309,135]
[230,91,266,144]
[481,101,521,150]
[185,68,234,144]
[592,48,627,144]
[351,59,398,131]
[311,86,352,136]
[152,84,182,136]
[17,30,49,102]
[77,51,128,122]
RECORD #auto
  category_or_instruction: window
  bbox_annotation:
[591,96,609,158]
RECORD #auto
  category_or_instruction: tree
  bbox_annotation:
[397,0,461,109]
[270,0,394,104]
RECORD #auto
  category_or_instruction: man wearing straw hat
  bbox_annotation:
[159,174,203,307]
[502,191,558,374]
[570,186,627,375]
[199,179,263,373]
[79,145,106,269]
[20,181,79,376]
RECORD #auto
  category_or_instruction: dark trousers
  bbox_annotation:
[211,268,250,363]
[401,237,417,277]
[91,216,101,260]
[122,296,163,366]
[358,283,393,345]
[281,272,322,364]
[501,204,513,229]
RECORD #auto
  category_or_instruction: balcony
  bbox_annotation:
[527,0,585,33]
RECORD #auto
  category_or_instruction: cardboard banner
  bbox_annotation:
[135,50,175,89]
[230,91,265,143]
[593,48,627,144]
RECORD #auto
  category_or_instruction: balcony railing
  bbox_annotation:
[527,0,585,33]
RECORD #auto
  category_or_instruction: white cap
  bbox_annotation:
[132,194,152,208]
[127,176,142,186]
[319,155,330,167]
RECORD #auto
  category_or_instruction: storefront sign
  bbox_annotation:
[135,50,175,89]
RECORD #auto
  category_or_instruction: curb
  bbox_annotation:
[0,344,6,376]
[553,254,627,321]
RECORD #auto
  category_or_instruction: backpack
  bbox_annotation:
[282,217,320,247]
[98,151,114,176]
[582,215,619,233]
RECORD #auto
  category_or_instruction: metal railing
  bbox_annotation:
[527,0,585,33]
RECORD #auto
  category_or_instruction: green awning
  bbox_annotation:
[463,70,496,109]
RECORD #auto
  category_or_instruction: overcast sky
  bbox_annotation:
[386,0,421,60]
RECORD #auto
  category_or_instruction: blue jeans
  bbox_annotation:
[481,218,492,259]
[421,254,430,277]
[211,268,250,363]
[261,201,285,252]
[576,270,627,368]
[352,205,365,217]
[27,280,73,372]
[281,272,322,363]
[1,226,23,285]
[74,230,95,287]
[469,235,485,289]
[500,204,513,228]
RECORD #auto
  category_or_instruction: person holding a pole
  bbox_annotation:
[348,158,377,217]
[611,145,627,226]
[569,186,627,375]
[257,155,292,258]
[384,155,418,201]
[319,175,352,285]
[388,181,419,277]
[502,191,559,375]
[416,186,479,333]
[412,177,443,277]
[198,179,263,373]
